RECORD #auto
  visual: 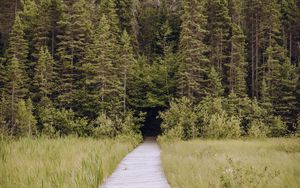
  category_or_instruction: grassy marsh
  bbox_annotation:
[0,137,137,188]
[160,138,300,188]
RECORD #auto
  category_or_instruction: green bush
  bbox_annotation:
[202,112,241,139]
[15,99,37,137]
[92,113,118,138]
[160,97,198,140]
[268,116,287,137]
[39,102,88,137]
[248,120,270,138]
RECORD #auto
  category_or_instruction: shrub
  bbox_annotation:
[268,116,287,137]
[92,113,118,138]
[248,120,270,138]
[121,112,141,135]
[39,103,88,137]
[160,97,198,139]
[202,112,241,139]
[15,99,37,137]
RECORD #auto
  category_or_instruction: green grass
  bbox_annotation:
[160,138,300,188]
[0,136,138,188]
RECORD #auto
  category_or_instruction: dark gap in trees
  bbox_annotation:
[141,107,165,137]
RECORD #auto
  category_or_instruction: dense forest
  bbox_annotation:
[0,0,300,139]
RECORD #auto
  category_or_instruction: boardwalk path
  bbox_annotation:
[101,137,170,188]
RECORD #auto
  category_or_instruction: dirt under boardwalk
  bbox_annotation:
[101,137,170,188]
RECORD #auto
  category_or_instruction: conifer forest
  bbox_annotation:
[1,0,300,188]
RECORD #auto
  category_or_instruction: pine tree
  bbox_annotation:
[16,98,37,137]
[206,66,224,98]
[31,0,52,60]
[206,0,232,76]
[259,78,272,112]
[33,46,55,101]
[6,14,29,68]
[116,0,140,52]
[227,23,247,97]
[119,30,135,113]
[273,59,298,125]
[56,0,92,108]
[6,56,26,135]
[98,0,121,42]
[178,0,210,102]
[0,58,6,95]
[83,15,120,116]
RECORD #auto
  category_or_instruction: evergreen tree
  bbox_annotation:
[178,0,210,102]
[273,59,298,125]
[98,0,121,42]
[83,15,120,116]
[227,23,247,97]
[206,66,224,98]
[119,30,135,113]
[206,0,232,77]
[16,98,37,137]
[33,46,55,101]
[6,56,26,135]
[31,0,52,60]
[116,0,140,52]
[6,14,29,68]
[0,58,6,95]
[56,0,92,108]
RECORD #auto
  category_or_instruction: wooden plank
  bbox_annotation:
[101,137,170,188]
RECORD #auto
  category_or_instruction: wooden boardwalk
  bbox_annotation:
[101,137,170,188]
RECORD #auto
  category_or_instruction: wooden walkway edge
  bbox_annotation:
[101,137,170,188]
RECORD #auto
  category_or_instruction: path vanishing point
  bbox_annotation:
[101,137,170,188]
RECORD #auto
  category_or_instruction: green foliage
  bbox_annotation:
[206,66,224,98]
[248,120,269,138]
[6,14,29,65]
[203,112,241,139]
[178,0,210,101]
[92,113,118,138]
[268,116,288,137]
[33,46,55,101]
[160,97,198,140]
[15,99,37,137]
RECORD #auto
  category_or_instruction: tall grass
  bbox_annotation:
[160,138,300,188]
[0,136,138,188]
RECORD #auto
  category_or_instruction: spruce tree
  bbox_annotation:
[273,59,298,125]
[116,0,140,52]
[119,30,135,113]
[6,14,29,68]
[206,0,232,76]
[31,0,52,60]
[83,15,120,116]
[56,0,92,108]
[6,56,26,135]
[178,0,210,102]
[98,0,121,42]
[206,66,224,98]
[33,46,55,101]
[227,23,247,97]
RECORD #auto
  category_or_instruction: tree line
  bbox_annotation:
[0,0,299,138]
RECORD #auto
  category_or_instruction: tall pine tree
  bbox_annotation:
[178,0,210,102]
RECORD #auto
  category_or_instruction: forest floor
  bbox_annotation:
[160,138,300,188]
[0,137,137,188]
[101,137,170,188]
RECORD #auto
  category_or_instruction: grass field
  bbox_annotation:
[160,138,300,188]
[0,136,138,188]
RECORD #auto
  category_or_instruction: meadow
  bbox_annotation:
[160,138,300,188]
[0,136,138,188]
